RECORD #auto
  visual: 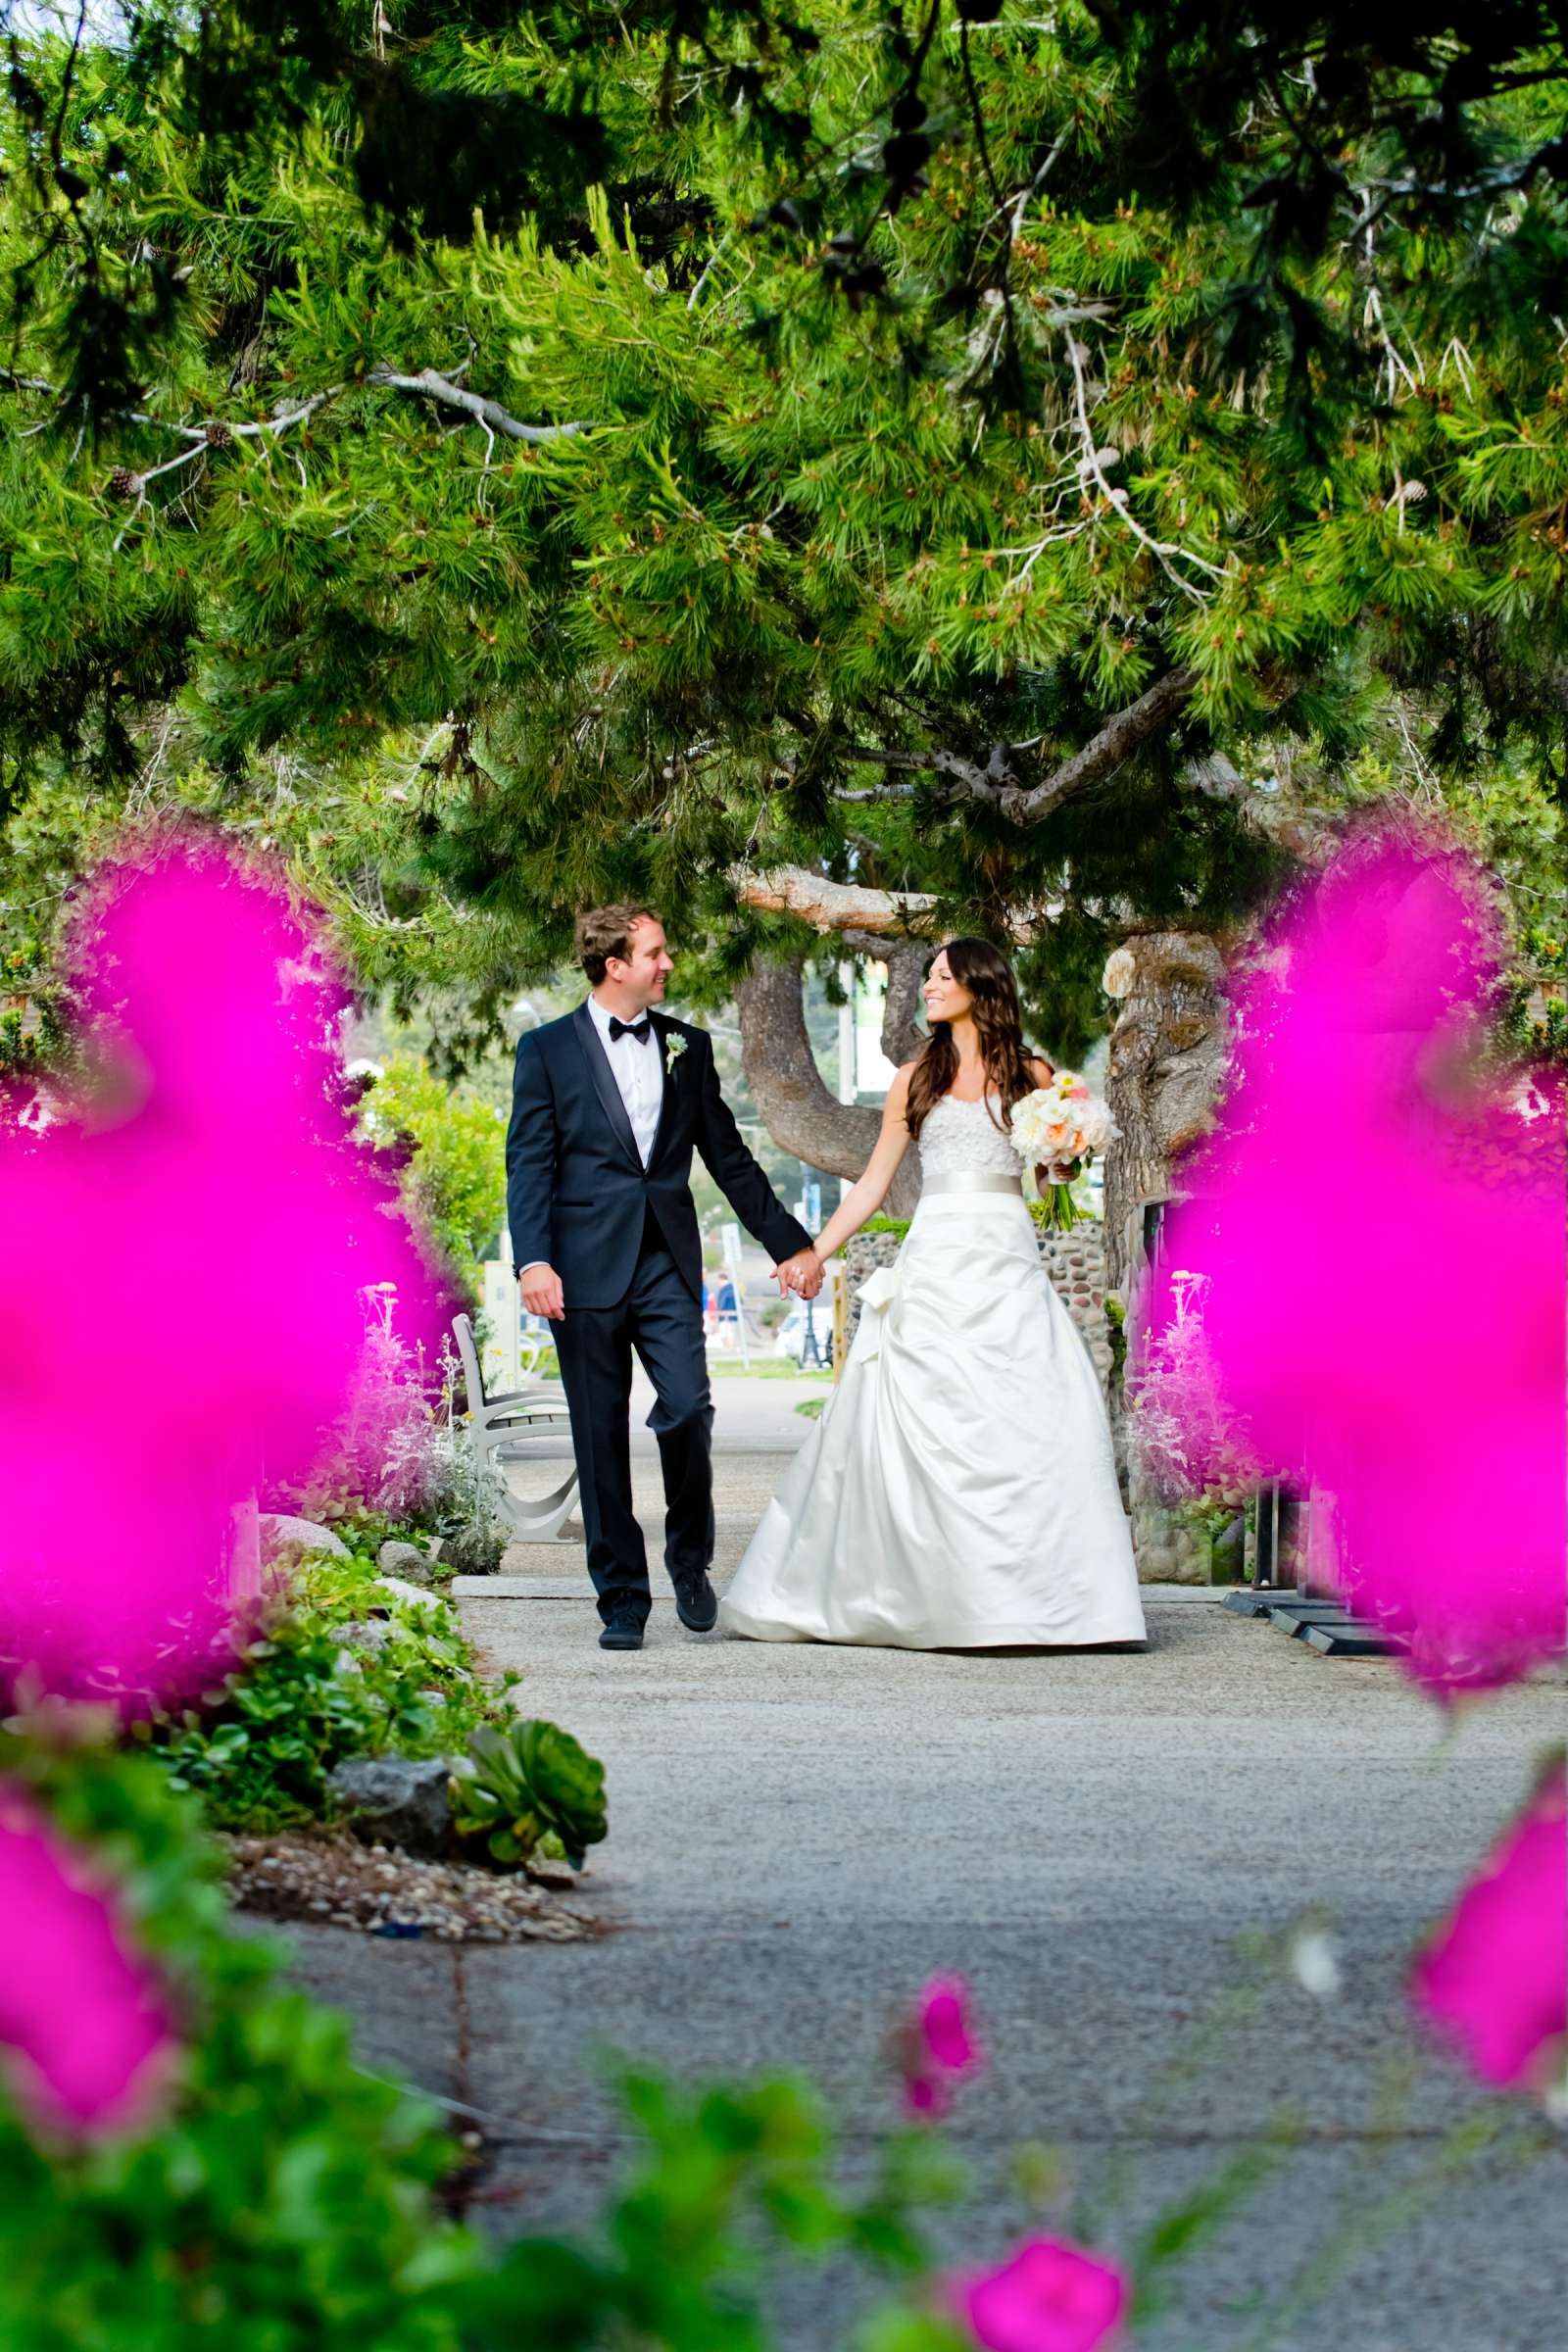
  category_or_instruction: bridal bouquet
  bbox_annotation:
[1010,1072,1116,1231]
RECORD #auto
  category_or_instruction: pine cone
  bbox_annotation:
[203,419,234,449]
[105,466,144,502]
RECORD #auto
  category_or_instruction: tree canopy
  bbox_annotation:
[2,1,1564,1091]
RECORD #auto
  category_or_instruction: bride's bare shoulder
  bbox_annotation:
[1028,1054,1054,1086]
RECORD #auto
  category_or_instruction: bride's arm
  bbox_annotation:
[807,1065,915,1269]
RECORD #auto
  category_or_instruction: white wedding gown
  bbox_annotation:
[720,1094,1147,1649]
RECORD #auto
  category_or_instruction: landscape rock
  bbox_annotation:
[327,1755,456,1858]
[336,1618,393,1654]
[1211,1514,1248,1582]
[259,1513,349,1566]
[376,1539,434,1584]
[374,1574,444,1615]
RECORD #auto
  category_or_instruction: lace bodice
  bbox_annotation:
[917,1092,1021,1177]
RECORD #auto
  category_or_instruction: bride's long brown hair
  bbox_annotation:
[905,937,1040,1139]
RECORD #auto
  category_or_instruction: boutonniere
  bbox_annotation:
[663,1031,689,1068]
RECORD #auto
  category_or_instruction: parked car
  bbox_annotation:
[772,1297,832,1368]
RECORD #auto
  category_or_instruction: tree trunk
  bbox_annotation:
[736,954,923,1219]
[878,942,929,1069]
[1102,931,1229,1292]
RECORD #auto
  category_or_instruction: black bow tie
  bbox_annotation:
[608,1014,652,1044]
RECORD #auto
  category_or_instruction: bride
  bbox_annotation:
[720,939,1147,1651]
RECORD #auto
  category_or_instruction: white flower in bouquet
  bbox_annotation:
[1009,1072,1117,1171]
[1009,1074,1117,1231]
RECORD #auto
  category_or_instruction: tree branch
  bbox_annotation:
[997,666,1197,822]
[365,366,592,445]
[730,864,940,935]
[735,955,922,1216]
[839,740,1022,803]
[730,863,1048,945]
[833,669,1195,827]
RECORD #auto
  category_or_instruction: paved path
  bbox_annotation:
[285,1378,1567,2348]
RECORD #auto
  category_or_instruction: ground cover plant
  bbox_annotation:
[135,1547,517,1836]
[0,1727,481,2352]
[449,1717,608,1871]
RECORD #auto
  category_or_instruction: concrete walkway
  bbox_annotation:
[284,1377,1567,2349]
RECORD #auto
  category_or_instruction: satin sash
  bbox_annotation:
[920,1169,1024,1198]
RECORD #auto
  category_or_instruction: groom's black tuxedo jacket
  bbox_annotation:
[506,1002,810,1310]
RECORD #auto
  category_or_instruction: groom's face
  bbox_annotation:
[609,918,673,1009]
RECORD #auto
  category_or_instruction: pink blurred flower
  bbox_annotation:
[0,1788,176,2137]
[0,838,441,1709]
[1152,832,1566,1692]
[954,2237,1128,2352]
[919,1974,979,2072]
[1409,1761,1567,2091]
[901,1974,982,2117]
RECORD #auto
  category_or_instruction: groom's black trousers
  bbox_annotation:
[553,1206,715,1628]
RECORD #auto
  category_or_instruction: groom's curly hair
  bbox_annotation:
[576,903,662,985]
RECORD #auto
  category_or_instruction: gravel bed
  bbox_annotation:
[222,1830,601,1943]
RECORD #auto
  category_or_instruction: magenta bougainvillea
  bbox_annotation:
[1152,833,1566,1692]
[1410,1759,1567,2094]
[0,839,440,1709]
[0,1790,176,2138]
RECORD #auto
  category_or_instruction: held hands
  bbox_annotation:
[774,1248,823,1301]
[518,1263,566,1322]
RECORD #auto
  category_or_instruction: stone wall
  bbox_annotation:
[840,1217,1114,1391]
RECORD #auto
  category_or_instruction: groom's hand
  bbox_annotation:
[519,1262,565,1322]
[776,1248,822,1300]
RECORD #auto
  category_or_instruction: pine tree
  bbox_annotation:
[2,6,1563,1242]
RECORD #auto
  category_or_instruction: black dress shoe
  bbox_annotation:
[672,1569,718,1634]
[599,1608,644,1651]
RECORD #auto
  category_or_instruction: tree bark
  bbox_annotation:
[879,942,929,1068]
[735,954,923,1220]
[730,861,1047,943]
[731,864,940,934]
[1101,931,1229,1292]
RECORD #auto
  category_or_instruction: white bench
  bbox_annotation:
[452,1312,580,1544]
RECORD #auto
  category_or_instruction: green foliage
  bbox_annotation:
[360,1054,508,1298]
[859,1215,912,1244]
[463,2069,967,2352]
[2,6,1565,1072]
[860,1199,1090,1247]
[449,1716,608,1870]
[138,1551,516,1833]
[0,1727,477,2351]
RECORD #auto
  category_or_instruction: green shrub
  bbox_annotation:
[0,1728,478,2351]
[449,1718,608,1870]
[360,1054,507,1300]
[137,1552,517,1834]
[858,1215,911,1243]
[462,2068,965,2352]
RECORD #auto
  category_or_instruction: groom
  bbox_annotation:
[506,905,821,1650]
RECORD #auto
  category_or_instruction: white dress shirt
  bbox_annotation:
[586,991,664,1166]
